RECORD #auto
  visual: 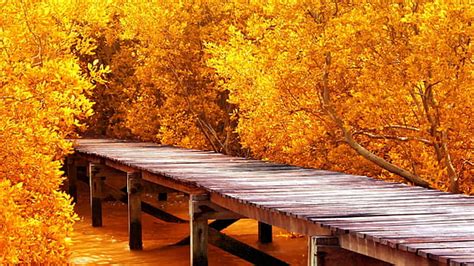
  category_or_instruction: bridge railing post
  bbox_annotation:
[189,194,209,266]
[127,171,143,250]
[89,162,104,227]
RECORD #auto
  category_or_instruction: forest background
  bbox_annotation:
[1,0,472,263]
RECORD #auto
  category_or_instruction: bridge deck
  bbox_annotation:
[72,139,474,266]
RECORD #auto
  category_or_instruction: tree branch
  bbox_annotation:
[383,124,420,131]
[166,56,223,153]
[20,0,43,67]
[319,52,430,188]
[442,131,459,193]
[353,131,432,145]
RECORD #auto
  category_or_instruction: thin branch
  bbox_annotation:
[441,131,459,193]
[319,52,430,188]
[384,125,420,131]
[198,116,225,151]
[20,0,43,67]
[463,160,474,167]
[166,55,223,152]
[196,118,220,152]
[0,95,35,103]
[420,81,443,162]
[353,131,432,145]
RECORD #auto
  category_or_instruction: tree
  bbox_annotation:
[83,1,244,155]
[0,0,108,262]
[207,1,473,192]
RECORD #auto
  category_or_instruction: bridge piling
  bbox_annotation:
[127,171,143,250]
[89,163,103,227]
[189,194,209,266]
[258,222,273,243]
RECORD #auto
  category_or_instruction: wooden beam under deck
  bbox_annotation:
[209,192,331,237]
[338,234,443,266]
[142,171,206,195]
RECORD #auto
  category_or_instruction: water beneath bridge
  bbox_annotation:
[68,182,308,265]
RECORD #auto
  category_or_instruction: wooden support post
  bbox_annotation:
[89,163,104,227]
[158,192,168,201]
[190,194,209,266]
[66,157,78,204]
[127,172,143,250]
[258,221,272,243]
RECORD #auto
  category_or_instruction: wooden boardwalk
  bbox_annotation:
[69,139,474,266]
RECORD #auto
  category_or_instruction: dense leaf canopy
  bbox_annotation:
[1,0,472,263]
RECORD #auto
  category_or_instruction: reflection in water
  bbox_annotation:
[69,182,307,265]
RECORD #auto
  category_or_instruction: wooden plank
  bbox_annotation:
[325,220,474,237]
[327,221,474,235]
[450,258,474,266]
[424,249,474,262]
[127,172,143,250]
[402,241,474,253]
[384,236,474,250]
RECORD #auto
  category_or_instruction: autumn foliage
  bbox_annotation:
[1,0,472,263]
[86,1,472,191]
[1,0,107,263]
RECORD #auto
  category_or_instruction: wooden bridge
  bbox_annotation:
[66,139,474,266]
